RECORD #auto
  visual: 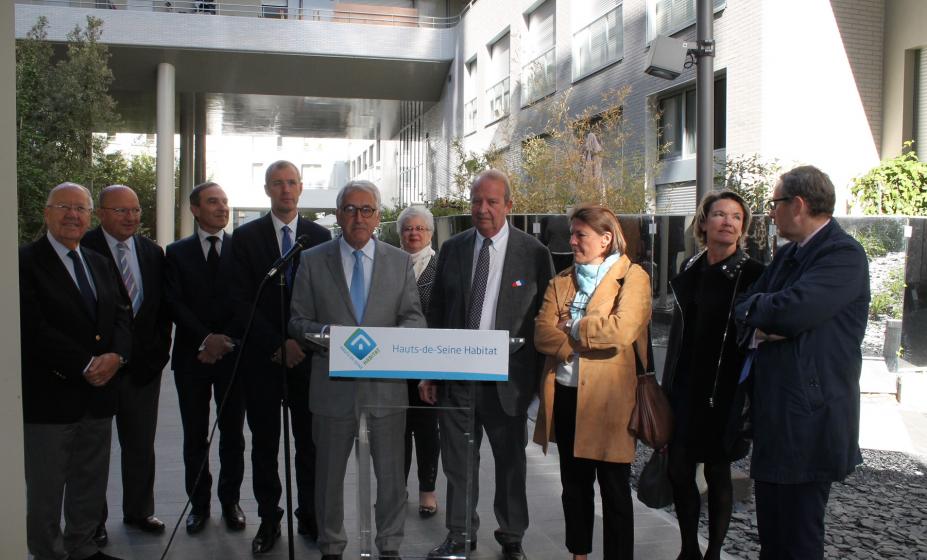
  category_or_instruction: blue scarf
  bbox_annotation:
[570,252,621,320]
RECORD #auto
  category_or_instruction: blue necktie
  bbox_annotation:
[67,249,97,320]
[350,249,366,322]
[281,225,294,287]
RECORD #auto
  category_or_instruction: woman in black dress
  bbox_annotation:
[661,191,765,560]
[398,205,441,517]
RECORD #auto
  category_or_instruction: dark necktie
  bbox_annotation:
[467,237,492,329]
[281,225,294,288]
[350,249,366,322]
[68,249,97,320]
[206,235,220,277]
[116,241,141,315]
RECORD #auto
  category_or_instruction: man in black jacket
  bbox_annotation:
[21,182,132,560]
[165,182,246,534]
[83,185,172,542]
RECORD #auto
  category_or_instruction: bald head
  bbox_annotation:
[45,182,93,249]
[96,184,141,241]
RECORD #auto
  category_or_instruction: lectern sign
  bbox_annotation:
[329,326,509,381]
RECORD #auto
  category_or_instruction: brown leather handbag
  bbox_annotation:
[627,327,674,449]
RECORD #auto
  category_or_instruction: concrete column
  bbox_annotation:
[194,93,207,186]
[0,1,27,555]
[156,62,176,246]
[179,92,195,238]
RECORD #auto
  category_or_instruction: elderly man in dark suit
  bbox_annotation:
[421,170,554,560]
[83,185,172,542]
[735,165,870,560]
[289,180,426,560]
[21,182,132,560]
[230,160,331,553]
[165,182,247,534]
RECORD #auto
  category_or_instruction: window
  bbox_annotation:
[646,0,725,43]
[572,2,623,81]
[464,57,479,134]
[486,32,511,122]
[522,0,556,106]
[252,163,264,187]
[658,77,726,159]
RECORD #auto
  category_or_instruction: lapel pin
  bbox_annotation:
[512,280,524,287]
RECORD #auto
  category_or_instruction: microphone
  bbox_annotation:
[266,234,312,279]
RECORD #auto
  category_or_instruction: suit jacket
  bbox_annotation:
[229,213,331,367]
[83,227,172,385]
[165,232,236,374]
[428,225,554,416]
[288,238,426,418]
[734,220,869,484]
[20,236,133,423]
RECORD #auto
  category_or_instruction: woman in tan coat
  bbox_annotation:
[534,204,652,560]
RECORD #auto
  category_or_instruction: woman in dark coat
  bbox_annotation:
[398,205,441,517]
[661,191,765,560]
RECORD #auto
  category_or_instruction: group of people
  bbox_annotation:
[20,161,868,560]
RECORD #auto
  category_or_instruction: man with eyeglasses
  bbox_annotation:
[82,185,172,544]
[229,160,331,553]
[735,166,869,559]
[289,180,425,560]
[20,182,132,560]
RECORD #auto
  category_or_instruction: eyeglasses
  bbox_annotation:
[101,207,142,216]
[401,225,431,233]
[340,205,377,218]
[46,204,92,216]
[766,197,793,210]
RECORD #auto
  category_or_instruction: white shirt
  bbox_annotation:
[340,236,375,297]
[197,228,224,260]
[47,232,97,297]
[101,228,144,303]
[270,212,299,255]
[471,221,510,330]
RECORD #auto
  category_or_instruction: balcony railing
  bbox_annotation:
[521,47,555,106]
[15,0,462,28]
[486,77,510,122]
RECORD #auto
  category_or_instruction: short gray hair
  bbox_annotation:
[397,205,435,231]
[47,182,92,207]
[778,165,836,216]
[336,180,381,209]
[264,160,300,185]
[471,169,511,202]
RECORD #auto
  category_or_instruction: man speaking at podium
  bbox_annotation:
[289,180,425,560]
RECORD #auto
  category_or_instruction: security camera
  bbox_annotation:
[644,35,688,80]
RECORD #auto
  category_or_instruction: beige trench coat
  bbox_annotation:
[532,254,652,463]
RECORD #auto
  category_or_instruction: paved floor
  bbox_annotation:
[97,374,689,560]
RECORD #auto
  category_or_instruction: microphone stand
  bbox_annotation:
[278,265,297,560]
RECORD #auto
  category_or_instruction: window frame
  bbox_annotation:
[571,3,624,83]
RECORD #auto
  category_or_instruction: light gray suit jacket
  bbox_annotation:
[288,238,426,418]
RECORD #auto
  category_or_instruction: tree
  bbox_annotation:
[851,142,927,216]
[714,153,781,214]
[16,16,121,243]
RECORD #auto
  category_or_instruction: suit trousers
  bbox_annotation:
[313,410,407,554]
[107,371,162,521]
[25,417,112,560]
[754,479,832,560]
[244,363,315,521]
[404,381,441,493]
[440,382,529,543]
[553,383,633,559]
[174,366,246,511]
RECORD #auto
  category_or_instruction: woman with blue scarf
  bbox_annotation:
[534,204,652,560]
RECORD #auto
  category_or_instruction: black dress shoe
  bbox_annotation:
[294,507,319,540]
[186,510,209,534]
[427,536,477,558]
[251,517,281,553]
[380,550,401,560]
[83,551,125,560]
[92,523,108,547]
[500,542,527,560]
[321,555,342,560]
[221,503,246,531]
[123,515,165,533]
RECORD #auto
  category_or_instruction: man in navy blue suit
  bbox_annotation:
[165,182,246,534]
[735,166,870,559]
[229,160,331,553]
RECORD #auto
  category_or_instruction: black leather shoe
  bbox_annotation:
[123,516,165,533]
[186,510,209,534]
[321,555,342,560]
[251,517,281,553]
[83,552,125,560]
[427,536,477,558]
[380,550,401,560]
[500,542,526,560]
[222,503,246,531]
[92,523,108,547]
[295,507,318,540]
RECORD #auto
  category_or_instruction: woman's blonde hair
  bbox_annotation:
[568,204,627,255]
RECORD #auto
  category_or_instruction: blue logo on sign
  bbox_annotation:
[344,328,377,361]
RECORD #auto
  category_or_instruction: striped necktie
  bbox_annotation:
[467,237,492,329]
[117,241,141,314]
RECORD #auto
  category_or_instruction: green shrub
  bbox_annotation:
[852,142,927,216]
[869,266,905,319]
[854,231,889,260]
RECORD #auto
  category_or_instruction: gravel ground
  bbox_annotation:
[863,251,906,357]
[630,447,927,559]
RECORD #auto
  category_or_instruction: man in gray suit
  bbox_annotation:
[289,180,426,560]
[421,170,554,560]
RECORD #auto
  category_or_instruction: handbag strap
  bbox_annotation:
[632,325,655,378]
